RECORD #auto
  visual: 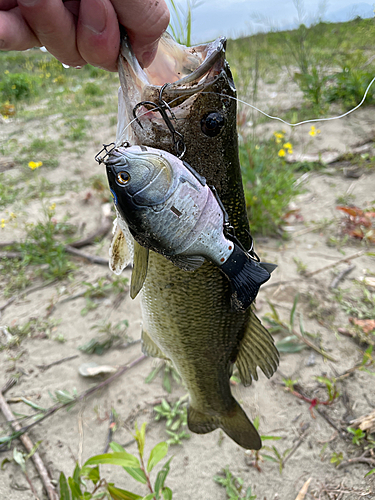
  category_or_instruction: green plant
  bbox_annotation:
[167,0,201,46]
[154,398,190,445]
[0,72,40,102]
[59,423,173,500]
[347,426,366,446]
[330,451,343,466]
[240,136,299,235]
[79,320,131,355]
[145,361,181,393]
[19,204,75,280]
[214,467,256,499]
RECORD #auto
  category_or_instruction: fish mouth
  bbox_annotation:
[116,33,230,146]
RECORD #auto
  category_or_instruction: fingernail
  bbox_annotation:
[18,0,40,6]
[80,0,107,35]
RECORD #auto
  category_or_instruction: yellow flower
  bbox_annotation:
[278,149,286,157]
[5,70,9,74]
[9,212,16,219]
[1,219,5,229]
[283,142,292,149]
[274,132,284,139]
[309,125,321,137]
[11,85,16,89]
[288,149,293,155]
[28,161,43,170]
[49,203,56,211]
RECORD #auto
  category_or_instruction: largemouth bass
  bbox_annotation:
[107,33,279,450]
[105,144,273,311]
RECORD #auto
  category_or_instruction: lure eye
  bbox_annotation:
[116,171,130,185]
[201,112,225,137]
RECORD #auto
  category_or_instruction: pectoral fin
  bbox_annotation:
[109,218,131,275]
[235,311,279,386]
[130,241,149,299]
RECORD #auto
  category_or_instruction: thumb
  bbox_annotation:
[112,0,170,67]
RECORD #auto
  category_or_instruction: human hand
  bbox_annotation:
[0,0,170,70]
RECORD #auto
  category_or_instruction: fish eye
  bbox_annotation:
[201,112,225,137]
[116,171,130,186]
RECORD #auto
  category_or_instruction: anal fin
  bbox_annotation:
[235,311,279,386]
[130,241,149,299]
[141,330,169,360]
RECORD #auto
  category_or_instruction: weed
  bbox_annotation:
[1,318,60,351]
[293,257,308,275]
[64,117,90,141]
[334,284,375,320]
[60,423,173,500]
[0,72,40,102]
[214,467,257,499]
[330,451,344,466]
[79,320,130,355]
[240,135,299,235]
[347,426,366,446]
[19,204,76,280]
[79,276,128,315]
[154,398,190,445]
[145,360,181,393]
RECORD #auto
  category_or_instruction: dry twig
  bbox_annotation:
[294,477,312,500]
[0,391,58,500]
[305,250,365,278]
[329,264,356,289]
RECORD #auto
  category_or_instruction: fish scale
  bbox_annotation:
[107,32,280,449]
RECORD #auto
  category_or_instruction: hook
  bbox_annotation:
[132,84,186,159]
[95,143,116,164]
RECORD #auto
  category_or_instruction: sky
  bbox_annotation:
[169,0,375,43]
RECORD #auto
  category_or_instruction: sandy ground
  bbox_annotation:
[1,77,375,500]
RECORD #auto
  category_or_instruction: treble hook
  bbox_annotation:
[95,142,117,164]
[132,84,186,159]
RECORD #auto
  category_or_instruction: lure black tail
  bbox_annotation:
[220,244,272,311]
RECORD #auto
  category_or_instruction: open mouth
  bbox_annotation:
[116,33,228,147]
[119,34,227,104]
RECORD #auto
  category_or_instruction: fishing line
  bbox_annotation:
[198,75,375,128]
[120,75,375,137]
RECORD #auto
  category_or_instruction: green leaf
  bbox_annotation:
[73,463,81,485]
[59,472,71,500]
[26,440,42,461]
[260,435,283,441]
[145,365,162,384]
[109,442,125,453]
[276,335,306,353]
[163,373,172,393]
[13,448,26,472]
[1,458,11,470]
[84,452,140,468]
[154,457,172,499]
[141,494,155,500]
[134,422,147,458]
[68,476,82,500]
[147,442,168,473]
[162,487,173,500]
[81,465,100,485]
[365,468,375,477]
[123,467,147,484]
[289,294,299,331]
[107,484,143,500]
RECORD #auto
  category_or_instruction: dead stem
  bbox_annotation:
[0,391,58,500]
[305,250,365,278]
[0,355,147,452]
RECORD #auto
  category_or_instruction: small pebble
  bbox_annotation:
[305,352,316,367]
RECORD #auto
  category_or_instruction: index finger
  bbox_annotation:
[17,0,85,67]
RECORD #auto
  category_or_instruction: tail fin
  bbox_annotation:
[187,402,261,450]
[220,244,271,311]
